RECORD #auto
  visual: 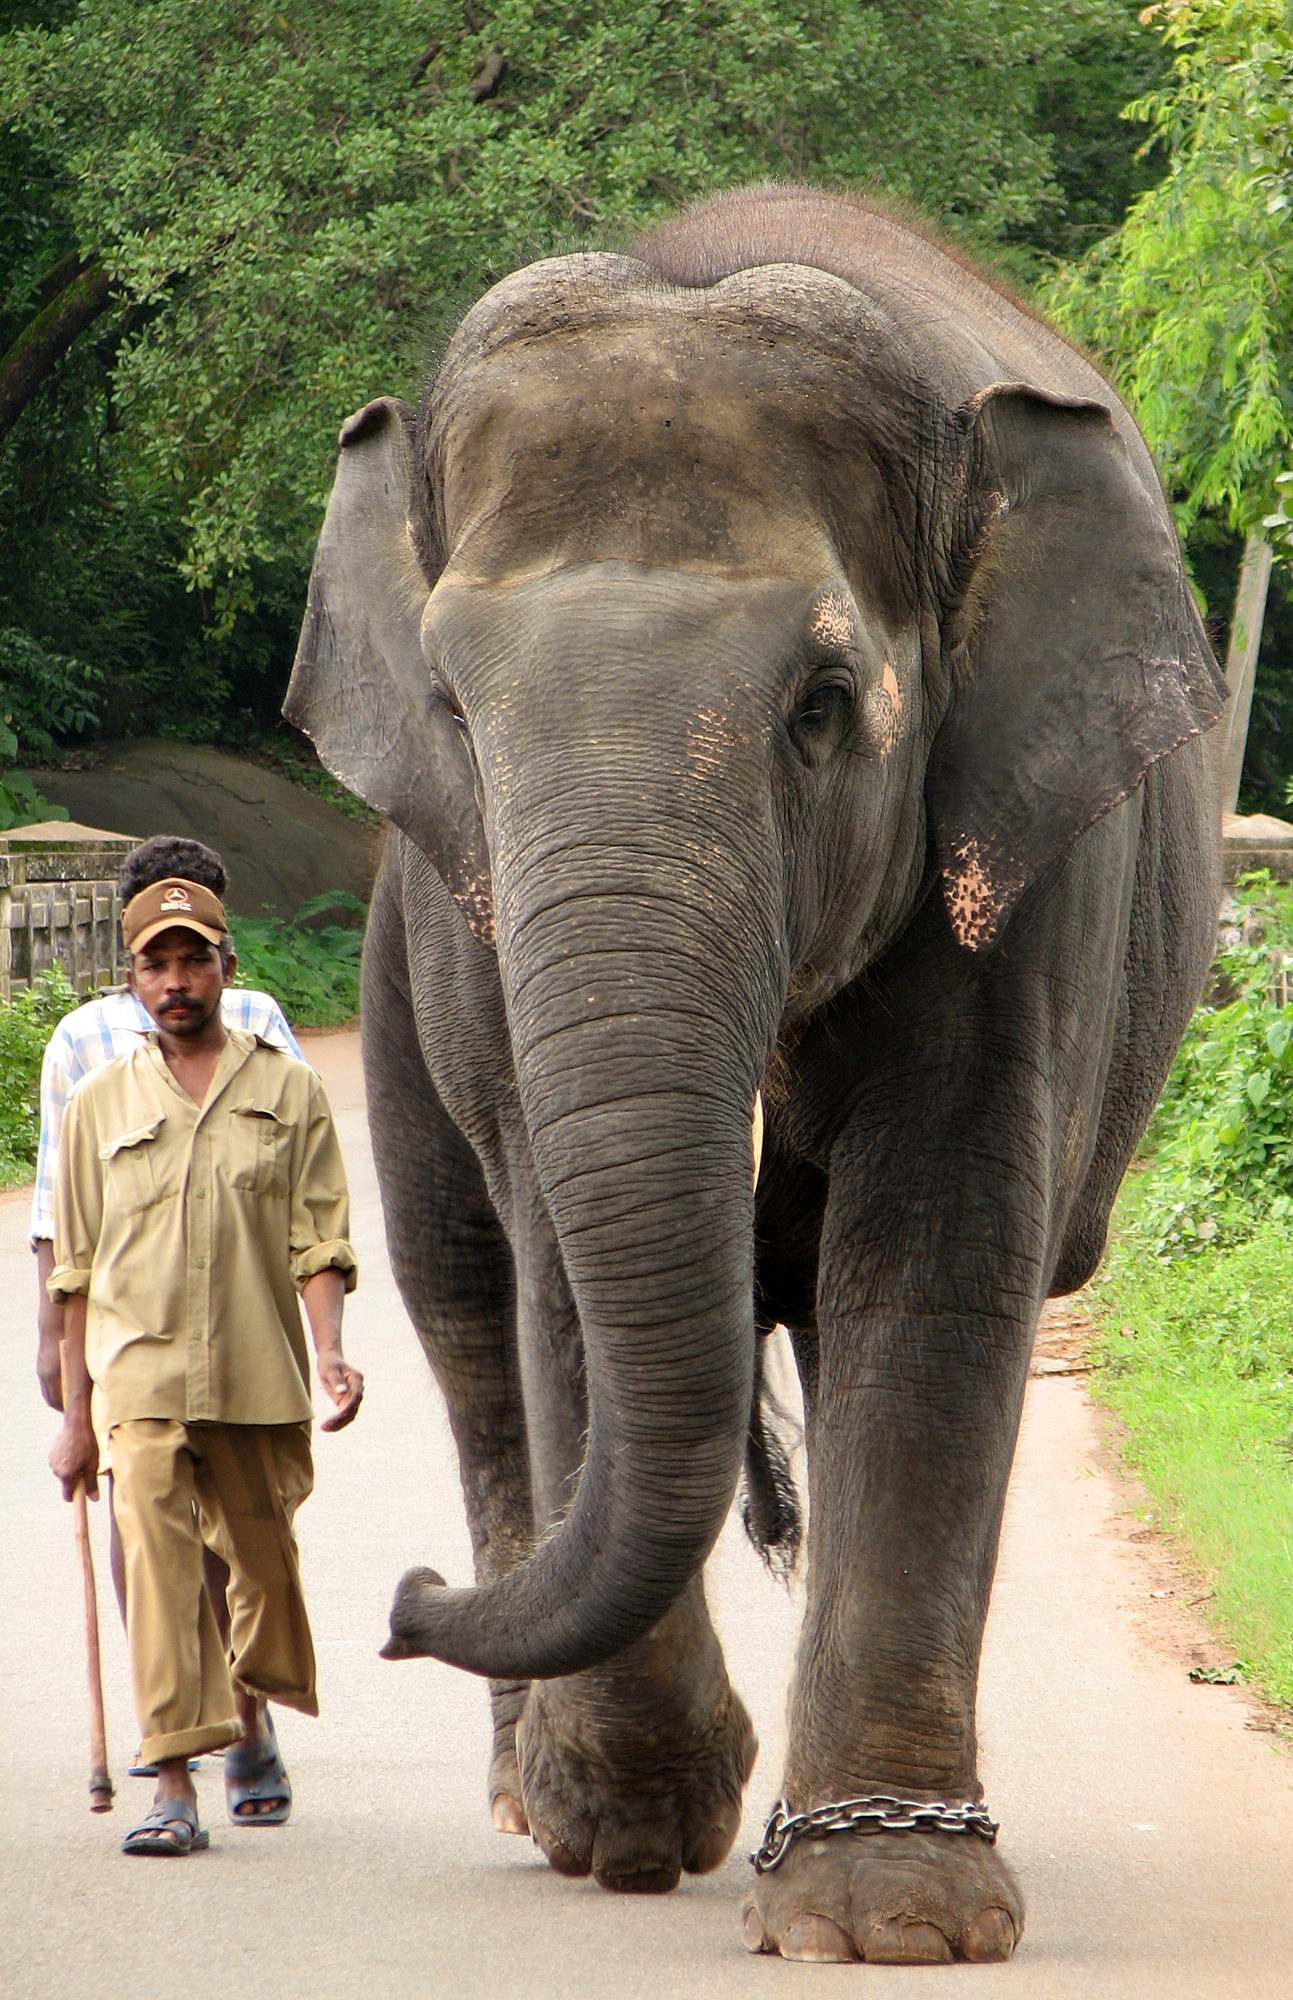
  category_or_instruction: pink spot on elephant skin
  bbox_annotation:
[944,838,1011,951]
[809,592,854,651]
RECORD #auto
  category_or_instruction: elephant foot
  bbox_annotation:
[516,1582,757,1893]
[742,1828,1024,1964]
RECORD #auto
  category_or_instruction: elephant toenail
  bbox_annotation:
[540,1835,589,1877]
[491,1793,529,1835]
[863,1919,954,1964]
[780,1916,858,1963]
[963,1907,1017,1961]
[742,1905,769,1953]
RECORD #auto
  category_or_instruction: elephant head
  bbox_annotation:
[286,201,1222,1682]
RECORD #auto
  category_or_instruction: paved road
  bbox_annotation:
[3,1029,1291,1998]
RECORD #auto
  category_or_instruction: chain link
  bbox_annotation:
[751,1794,1000,1874]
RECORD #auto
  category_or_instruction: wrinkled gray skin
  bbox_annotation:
[286,187,1224,1963]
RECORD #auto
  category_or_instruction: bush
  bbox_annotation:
[0,624,102,828]
[0,966,77,1187]
[1131,872,1293,1256]
[0,626,102,762]
[0,764,68,831]
[229,892,365,1028]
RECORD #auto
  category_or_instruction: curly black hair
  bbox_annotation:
[118,835,228,906]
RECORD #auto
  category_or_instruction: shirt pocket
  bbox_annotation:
[228,1104,293,1197]
[97,1116,168,1215]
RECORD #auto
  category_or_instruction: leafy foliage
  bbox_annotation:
[0,620,101,825]
[229,891,365,1026]
[0,964,75,1184]
[1128,873,1293,1256]
[0,624,101,759]
[1181,516,1293,816]
[1046,0,1293,545]
[0,766,66,829]
[1013,0,1171,264]
[0,0,1128,638]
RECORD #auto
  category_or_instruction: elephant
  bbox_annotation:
[285,184,1224,1964]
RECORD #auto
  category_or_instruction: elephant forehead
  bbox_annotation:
[424,564,820,689]
[431,317,890,584]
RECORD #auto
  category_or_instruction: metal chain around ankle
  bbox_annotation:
[751,1794,1000,1874]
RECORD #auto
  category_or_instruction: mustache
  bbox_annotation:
[158,995,203,1014]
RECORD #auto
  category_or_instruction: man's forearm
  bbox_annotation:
[301,1266,346,1355]
[35,1238,65,1410]
[59,1293,93,1419]
[49,1291,99,1500]
[301,1267,363,1430]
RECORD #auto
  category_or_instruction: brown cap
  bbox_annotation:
[121,877,228,954]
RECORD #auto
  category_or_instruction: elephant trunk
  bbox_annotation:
[387,837,774,1681]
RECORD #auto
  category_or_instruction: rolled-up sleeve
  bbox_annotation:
[288,1075,358,1294]
[48,1085,101,1300]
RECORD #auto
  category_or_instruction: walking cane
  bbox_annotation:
[60,1345,113,1812]
[72,1477,114,1812]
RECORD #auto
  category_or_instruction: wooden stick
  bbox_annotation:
[72,1479,114,1812]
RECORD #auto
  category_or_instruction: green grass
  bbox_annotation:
[1088,1191,1293,1711]
[1081,869,1293,1715]
[228,892,365,1028]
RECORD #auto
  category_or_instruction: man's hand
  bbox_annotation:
[301,1267,362,1432]
[50,1415,99,1501]
[316,1350,364,1432]
[35,1241,64,1410]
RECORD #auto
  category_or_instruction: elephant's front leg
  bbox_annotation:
[746,1159,1037,1961]
[511,1203,757,1892]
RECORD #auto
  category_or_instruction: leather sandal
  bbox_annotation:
[121,1797,209,1856]
[225,1710,292,1826]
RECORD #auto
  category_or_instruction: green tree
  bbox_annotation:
[1012,0,1171,265]
[1,0,1124,648]
[1046,0,1293,547]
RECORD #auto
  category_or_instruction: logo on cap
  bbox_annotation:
[159,886,194,912]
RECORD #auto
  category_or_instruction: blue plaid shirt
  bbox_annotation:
[31,987,304,1242]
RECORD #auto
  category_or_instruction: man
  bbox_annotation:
[33,837,302,1774]
[48,868,363,1855]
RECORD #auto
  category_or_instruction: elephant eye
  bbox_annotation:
[796,684,848,728]
[789,674,853,761]
[431,680,470,736]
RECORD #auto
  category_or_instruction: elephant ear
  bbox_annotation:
[927,385,1225,952]
[284,396,495,944]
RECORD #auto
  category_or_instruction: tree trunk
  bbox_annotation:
[1220,535,1274,816]
[0,260,113,443]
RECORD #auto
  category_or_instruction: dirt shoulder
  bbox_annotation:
[1033,1294,1292,1741]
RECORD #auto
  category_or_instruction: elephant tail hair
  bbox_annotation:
[741,1336,803,1581]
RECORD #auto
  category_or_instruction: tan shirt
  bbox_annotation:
[50,1031,357,1427]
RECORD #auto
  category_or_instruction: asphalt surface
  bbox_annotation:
[3,1027,1291,1998]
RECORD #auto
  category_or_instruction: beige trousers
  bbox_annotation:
[109,1419,317,1765]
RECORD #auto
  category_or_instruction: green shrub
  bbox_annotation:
[229,892,365,1028]
[1132,872,1293,1256]
[0,763,68,832]
[0,966,77,1187]
[0,627,103,762]
[0,626,102,827]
